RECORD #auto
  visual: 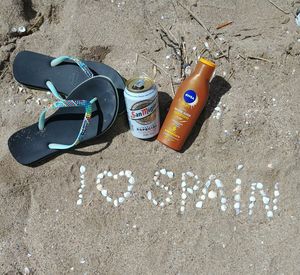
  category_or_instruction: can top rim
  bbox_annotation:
[126,76,154,93]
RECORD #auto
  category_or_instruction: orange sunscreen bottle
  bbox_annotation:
[157,58,216,151]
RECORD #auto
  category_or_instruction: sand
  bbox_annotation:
[0,0,299,274]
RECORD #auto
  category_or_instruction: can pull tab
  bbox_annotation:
[132,79,145,90]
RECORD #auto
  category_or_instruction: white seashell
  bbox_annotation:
[128,185,134,192]
[208,190,217,199]
[200,195,206,200]
[221,205,227,211]
[274,190,280,197]
[250,196,256,202]
[181,182,186,188]
[204,41,209,49]
[263,197,270,204]
[182,187,186,192]
[119,171,125,176]
[78,188,82,193]
[181,200,186,206]
[147,191,152,200]
[160,184,165,189]
[260,190,266,197]
[196,180,200,184]
[97,173,104,179]
[81,184,85,188]
[81,180,85,185]
[234,194,241,201]
[251,191,255,195]
[101,190,108,197]
[249,202,255,209]
[275,182,279,189]
[196,201,203,208]
[114,199,119,207]
[24,267,30,275]
[273,198,278,204]
[124,192,131,198]
[249,209,253,215]
[273,205,278,211]
[79,194,83,198]
[96,179,101,184]
[251,182,257,186]
[234,202,240,209]
[80,175,84,179]
[256,182,263,189]
[215,179,223,188]
[96,184,103,191]
[186,171,194,177]
[125,170,132,177]
[180,206,185,212]
[107,171,113,177]
[118,197,125,204]
[236,178,241,185]
[181,193,187,200]
[152,199,158,206]
[167,171,174,178]
[251,186,256,191]
[237,164,244,170]
[187,188,193,194]
[155,171,160,176]
[103,170,107,175]
[219,189,224,196]
[209,174,216,180]
[202,188,207,194]
[106,196,112,203]
[113,174,118,180]
[205,180,211,188]
[160,168,167,175]
[164,186,169,191]
[221,197,227,204]
[160,202,165,207]
[194,175,199,180]
[164,197,171,204]
[265,205,270,210]
[80,165,86,174]
[129,177,135,185]
[193,185,199,191]
[77,199,82,205]
[267,211,273,218]
[153,176,158,182]
[168,191,173,196]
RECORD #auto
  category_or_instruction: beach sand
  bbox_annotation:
[0,0,299,274]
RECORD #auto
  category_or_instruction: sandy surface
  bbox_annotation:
[0,0,300,274]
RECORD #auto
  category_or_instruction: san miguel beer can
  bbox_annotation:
[124,76,160,139]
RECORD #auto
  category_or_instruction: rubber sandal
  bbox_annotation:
[8,76,119,166]
[13,50,126,114]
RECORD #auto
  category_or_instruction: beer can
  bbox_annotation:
[124,76,160,139]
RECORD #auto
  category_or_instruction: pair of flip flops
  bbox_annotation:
[8,51,126,166]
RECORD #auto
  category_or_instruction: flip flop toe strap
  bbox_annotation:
[38,97,97,150]
[50,55,94,79]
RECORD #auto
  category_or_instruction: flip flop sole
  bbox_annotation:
[13,51,126,114]
[8,76,118,166]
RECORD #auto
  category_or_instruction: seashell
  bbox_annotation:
[274,190,280,197]
[193,185,199,191]
[96,184,103,191]
[96,179,101,184]
[181,193,187,200]
[209,174,216,180]
[106,197,112,203]
[267,211,273,218]
[180,206,185,212]
[124,192,131,198]
[221,205,227,211]
[187,188,193,194]
[234,202,240,209]
[273,205,278,211]
[164,186,169,191]
[237,164,244,170]
[168,191,173,196]
[248,209,253,215]
[160,202,165,207]
[129,177,135,185]
[79,194,83,199]
[128,185,134,192]
[118,197,125,204]
[113,174,118,180]
[186,171,194,177]
[234,194,241,201]
[97,173,104,179]
[80,165,86,174]
[167,171,174,178]
[263,197,270,204]
[205,180,211,188]
[200,195,206,200]
[103,170,107,175]
[250,196,256,202]
[273,198,278,204]
[182,187,186,192]
[78,188,82,193]
[181,181,186,188]
[114,199,119,207]
[119,171,125,176]
[260,190,266,197]
[160,184,165,189]
[202,188,207,194]
[166,197,171,203]
[215,179,223,188]
[208,190,217,199]
[155,182,160,186]
[160,168,167,175]
[221,197,227,204]
[194,175,199,180]
[155,171,160,176]
[101,190,108,197]
[81,180,85,185]
[107,171,113,177]
[80,175,84,179]
[256,182,263,189]
[236,178,241,185]
[125,170,132,177]
[147,191,152,200]
[181,200,186,206]
[219,189,225,196]
[153,176,158,181]
[249,202,255,209]
[265,205,270,210]
[77,199,82,205]
[196,201,203,208]
[152,199,158,206]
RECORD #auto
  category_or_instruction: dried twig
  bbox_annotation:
[0,66,9,79]
[28,14,44,33]
[247,56,273,63]
[139,54,170,76]
[158,22,179,44]
[177,1,225,55]
[267,0,290,14]
[170,76,176,96]
[216,21,233,30]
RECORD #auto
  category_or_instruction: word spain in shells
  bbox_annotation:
[78,166,280,219]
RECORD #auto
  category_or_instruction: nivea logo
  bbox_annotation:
[184,90,197,104]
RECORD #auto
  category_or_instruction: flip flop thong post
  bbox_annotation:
[8,76,119,166]
[13,50,126,114]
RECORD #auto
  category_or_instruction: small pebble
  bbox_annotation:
[265,205,270,210]
[194,175,199,180]
[164,186,169,191]
[181,200,185,206]
[156,182,160,186]
[182,187,186,192]
[249,202,255,209]
[155,171,160,176]
[80,166,86,174]
[208,190,217,199]
[101,190,108,197]
[205,180,211,188]
[167,171,174,178]
[181,193,187,200]
[196,201,203,208]
[96,179,101,184]
[147,191,152,200]
[77,199,82,205]
[104,170,107,175]
[78,188,82,193]
[273,198,278,204]
[24,267,30,275]
[256,182,263,189]
[267,163,273,169]
[160,168,167,175]
[80,180,85,185]
[80,175,84,179]
[249,209,253,215]
[209,174,216,180]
